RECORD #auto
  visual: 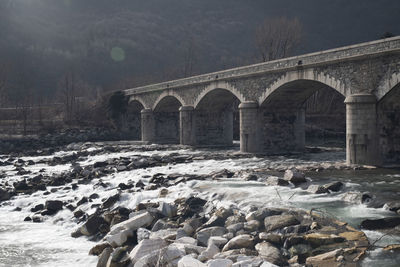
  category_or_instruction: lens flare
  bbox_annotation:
[111,47,125,62]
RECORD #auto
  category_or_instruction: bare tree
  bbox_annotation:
[183,37,197,78]
[58,71,77,124]
[255,17,303,62]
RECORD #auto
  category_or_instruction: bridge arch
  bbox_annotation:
[128,96,148,109]
[376,72,400,101]
[125,99,145,140]
[152,91,185,111]
[377,77,400,165]
[194,82,245,109]
[153,95,183,144]
[258,70,346,105]
[258,70,346,154]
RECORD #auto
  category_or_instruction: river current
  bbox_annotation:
[0,143,399,266]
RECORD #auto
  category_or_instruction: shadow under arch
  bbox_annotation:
[153,95,182,144]
[125,99,145,140]
[377,82,400,165]
[194,88,241,146]
[259,79,346,154]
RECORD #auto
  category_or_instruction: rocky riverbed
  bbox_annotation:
[1,142,400,266]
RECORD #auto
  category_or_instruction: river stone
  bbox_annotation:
[304,233,345,247]
[89,242,112,256]
[173,243,206,255]
[288,243,312,258]
[177,256,206,267]
[80,214,107,236]
[225,214,246,227]
[107,247,130,267]
[159,202,177,218]
[222,234,254,252]
[137,228,151,243]
[175,236,198,246]
[129,238,168,264]
[258,233,282,246]
[305,248,343,266]
[150,228,177,240]
[208,259,233,267]
[198,243,220,261]
[110,211,153,234]
[158,245,186,266]
[307,185,329,194]
[259,262,279,267]
[324,181,343,192]
[384,201,400,212]
[246,208,282,222]
[283,169,306,184]
[227,223,244,233]
[255,242,284,266]
[264,215,300,232]
[245,220,261,232]
[45,200,63,212]
[196,226,227,246]
[97,247,113,267]
[208,236,228,248]
[105,229,133,247]
[266,177,289,186]
[0,188,11,201]
[360,217,400,230]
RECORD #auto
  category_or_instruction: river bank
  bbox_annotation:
[1,142,400,266]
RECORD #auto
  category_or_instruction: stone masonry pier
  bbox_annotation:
[124,37,400,166]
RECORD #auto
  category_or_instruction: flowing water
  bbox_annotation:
[0,144,399,266]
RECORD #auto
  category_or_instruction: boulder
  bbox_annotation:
[384,201,400,212]
[207,259,233,267]
[159,202,177,218]
[150,229,177,240]
[158,245,185,266]
[360,217,400,230]
[305,248,343,266]
[97,247,113,267]
[208,236,228,248]
[264,215,300,232]
[0,188,12,202]
[283,169,306,184]
[255,242,285,266]
[198,243,220,262]
[245,208,282,222]
[202,207,232,228]
[196,226,227,246]
[177,256,206,267]
[106,247,130,267]
[80,215,107,236]
[266,177,289,186]
[105,229,134,247]
[45,200,63,212]
[324,181,343,192]
[89,242,112,256]
[137,228,151,243]
[222,234,254,252]
[110,211,154,234]
[175,237,198,246]
[307,185,329,194]
[129,238,168,264]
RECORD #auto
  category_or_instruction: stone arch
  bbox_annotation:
[126,99,145,140]
[128,96,148,109]
[376,72,400,101]
[193,81,245,109]
[258,69,346,105]
[152,91,185,111]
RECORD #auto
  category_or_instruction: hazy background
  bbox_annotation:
[0,0,399,105]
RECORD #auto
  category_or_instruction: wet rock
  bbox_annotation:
[106,247,130,267]
[177,255,206,267]
[30,204,44,212]
[45,200,63,214]
[89,242,112,256]
[264,215,300,232]
[80,214,108,236]
[324,181,343,192]
[208,259,233,267]
[305,248,343,266]
[101,194,120,209]
[196,226,227,246]
[307,185,329,194]
[74,209,85,218]
[304,233,345,247]
[94,161,108,168]
[211,169,234,179]
[97,247,113,267]
[0,188,12,202]
[222,234,254,252]
[384,201,400,212]
[24,216,32,221]
[244,174,258,181]
[159,202,177,218]
[77,197,89,206]
[266,176,289,186]
[283,169,306,184]
[129,238,168,264]
[255,242,285,266]
[32,215,43,223]
[360,217,400,230]
[246,208,282,222]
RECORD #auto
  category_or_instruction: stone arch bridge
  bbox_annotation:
[124,37,400,166]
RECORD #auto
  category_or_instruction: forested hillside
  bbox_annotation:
[0,0,399,105]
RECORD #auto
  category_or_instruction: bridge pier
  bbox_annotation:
[141,109,155,142]
[179,106,195,145]
[239,102,260,153]
[345,94,379,165]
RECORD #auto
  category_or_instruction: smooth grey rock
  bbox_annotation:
[255,242,285,266]
[283,169,306,184]
[207,259,233,267]
[198,243,219,261]
[97,247,113,267]
[159,202,177,218]
[129,238,168,264]
[264,215,300,232]
[307,185,329,194]
[208,236,228,248]
[150,228,177,240]
[196,227,227,246]
[175,236,198,246]
[222,234,254,252]
[177,255,206,267]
